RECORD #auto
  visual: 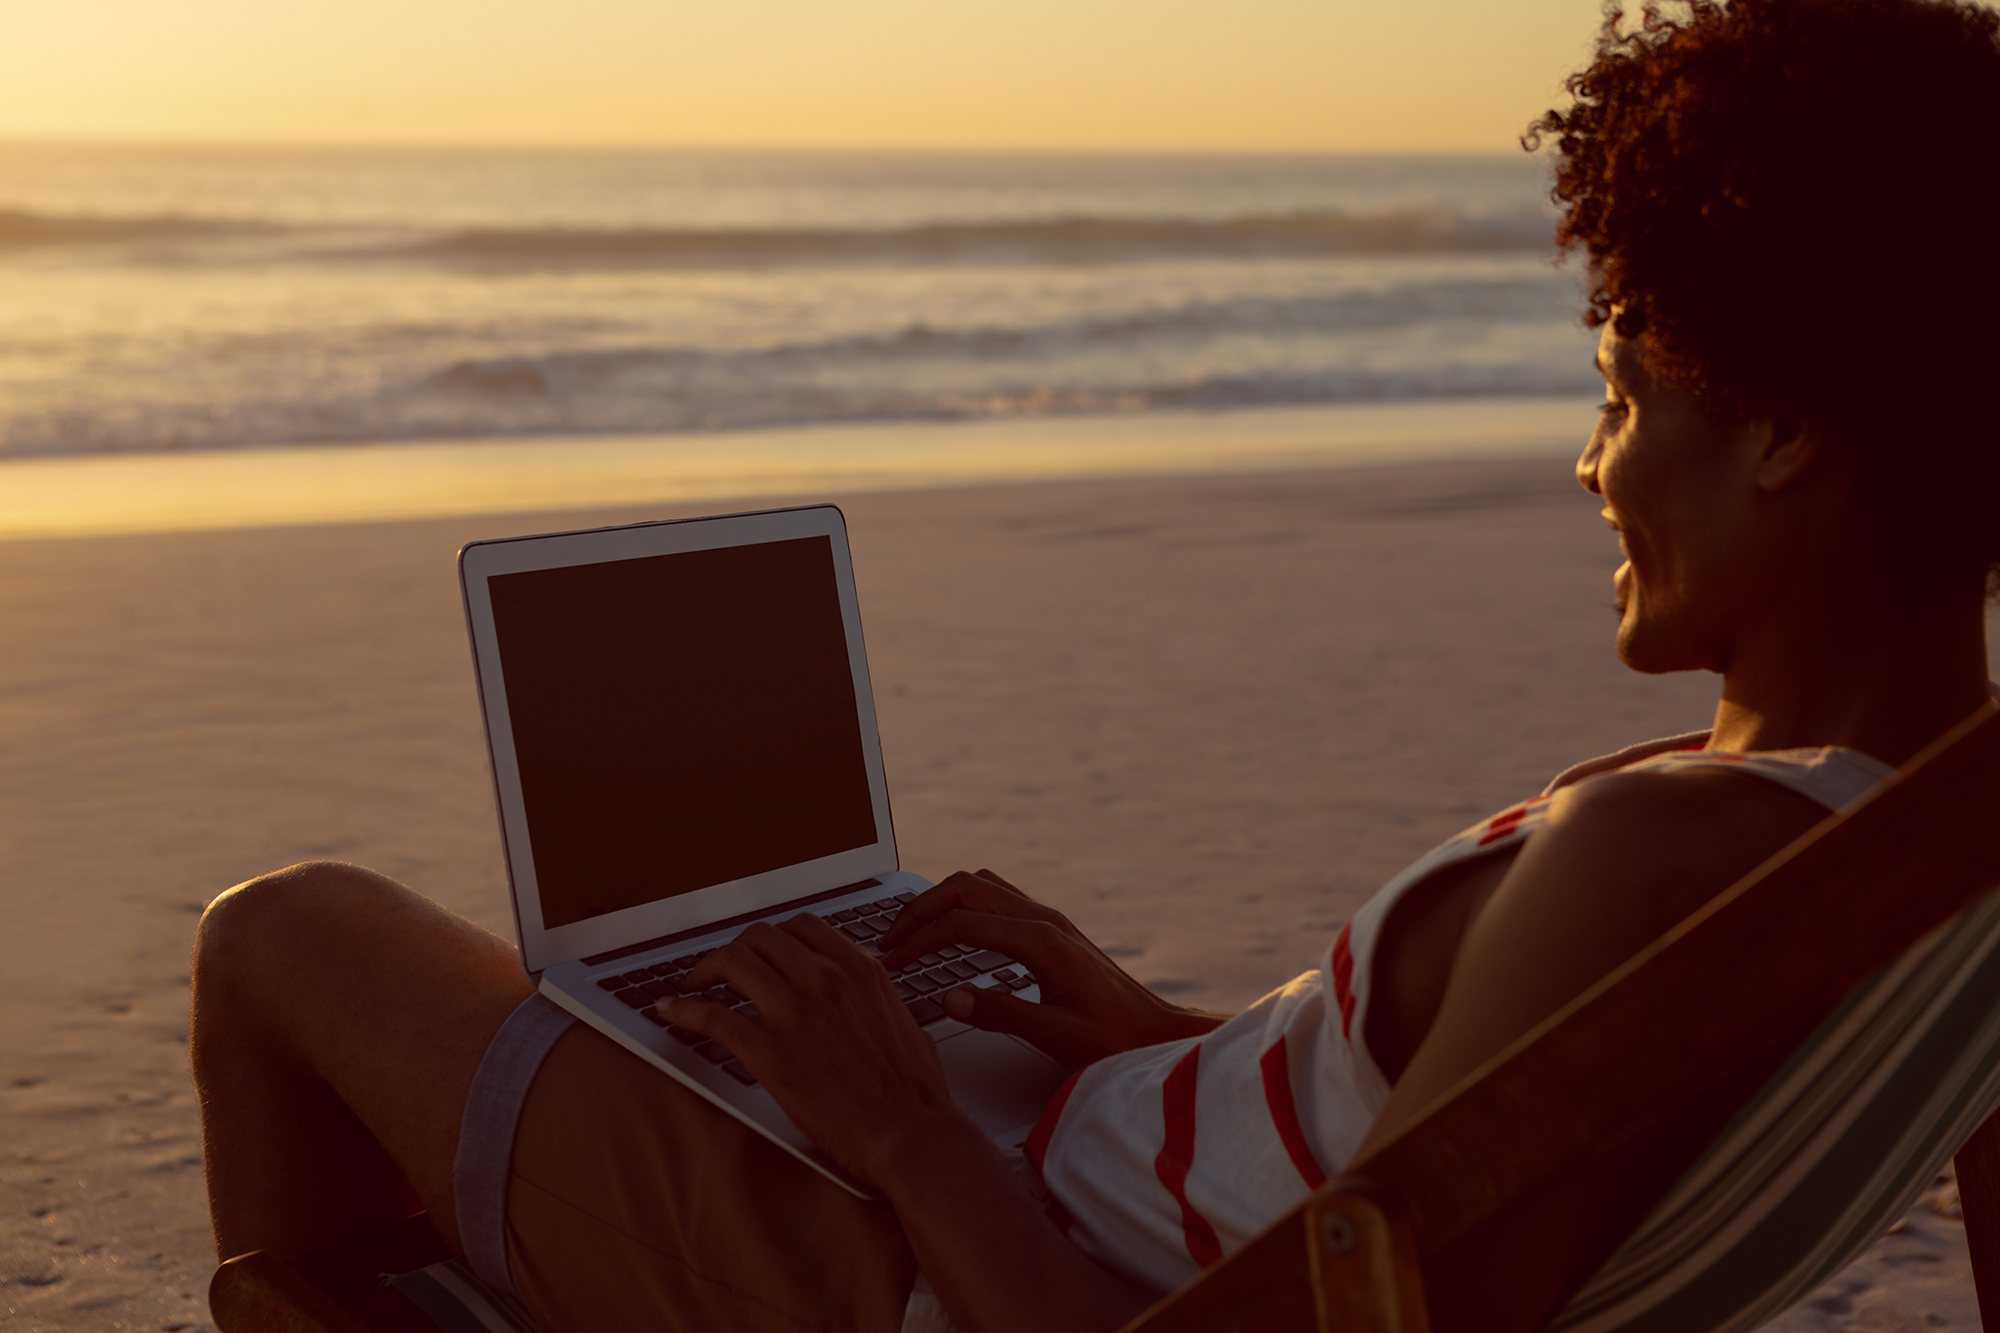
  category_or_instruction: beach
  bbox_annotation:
[0,448,1992,1332]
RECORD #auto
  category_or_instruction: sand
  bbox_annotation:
[0,397,1597,542]
[0,452,1992,1332]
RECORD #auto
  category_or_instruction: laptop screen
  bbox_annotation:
[486,534,879,930]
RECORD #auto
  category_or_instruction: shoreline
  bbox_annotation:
[0,395,1597,541]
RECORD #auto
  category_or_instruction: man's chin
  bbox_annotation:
[1616,614,1702,676]
[1611,571,1666,669]
[1615,636,1673,674]
[1614,599,1664,673]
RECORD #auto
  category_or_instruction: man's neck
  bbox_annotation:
[1707,577,1992,764]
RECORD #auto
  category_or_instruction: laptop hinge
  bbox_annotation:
[579,878,886,967]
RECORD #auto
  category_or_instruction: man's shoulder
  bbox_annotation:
[1506,763,1830,930]
[1542,731,1712,795]
[1578,750,1829,806]
[1553,761,1827,852]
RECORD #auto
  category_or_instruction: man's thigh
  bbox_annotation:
[505,1024,917,1333]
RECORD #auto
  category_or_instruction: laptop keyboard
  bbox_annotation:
[589,891,1038,1090]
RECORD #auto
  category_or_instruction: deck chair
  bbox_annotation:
[209,700,2000,1333]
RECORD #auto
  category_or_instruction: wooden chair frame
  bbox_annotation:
[213,702,2000,1333]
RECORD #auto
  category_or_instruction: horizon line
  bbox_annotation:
[0,132,1539,160]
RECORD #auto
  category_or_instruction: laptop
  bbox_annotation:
[458,502,1069,1196]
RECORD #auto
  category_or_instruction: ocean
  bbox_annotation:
[0,144,1596,461]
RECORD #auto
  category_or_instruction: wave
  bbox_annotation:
[0,206,1553,268]
[0,244,1591,456]
[0,349,1595,458]
[0,371,1595,458]
[0,210,268,249]
[371,210,1554,270]
[411,280,1569,396]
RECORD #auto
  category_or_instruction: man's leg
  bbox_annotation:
[191,861,533,1262]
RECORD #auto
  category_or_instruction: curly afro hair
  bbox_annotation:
[1527,0,2000,580]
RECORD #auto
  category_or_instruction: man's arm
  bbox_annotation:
[872,1110,1158,1333]
[1356,766,1827,1155]
[667,914,1156,1333]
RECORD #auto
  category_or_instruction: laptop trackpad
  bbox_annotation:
[936,1027,1071,1140]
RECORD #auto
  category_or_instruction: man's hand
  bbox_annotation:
[663,914,970,1188]
[664,891,1171,1333]
[877,869,1225,1069]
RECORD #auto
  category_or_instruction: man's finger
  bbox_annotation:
[878,870,1037,949]
[688,925,802,1015]
[875,871,982,948]
[939,982,1076,1054]
[775,911,885,982]
[779,909,866,952]
[658,997,790,1088]
[661,995,762,1052]
[883,909,1065,973]
[973,868,1024,894]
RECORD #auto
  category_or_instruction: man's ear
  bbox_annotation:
[1753,416,1822,493]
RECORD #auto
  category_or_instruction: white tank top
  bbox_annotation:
[1023,737,1897,1295]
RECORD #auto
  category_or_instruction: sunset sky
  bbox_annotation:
[0,0,1614,152]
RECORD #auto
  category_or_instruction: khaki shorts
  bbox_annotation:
[460,998,917,1333]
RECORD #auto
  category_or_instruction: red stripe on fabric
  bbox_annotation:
[1153,1044,1224,1268]
[1477,804,1530,846]
[1331,924,1357,1042]
[1023,1068,1082,1175]
[1257,1036,1328,1189]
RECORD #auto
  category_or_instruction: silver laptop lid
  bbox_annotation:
[459,504,898,976]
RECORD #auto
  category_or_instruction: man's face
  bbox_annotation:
[1575,324,1771,675]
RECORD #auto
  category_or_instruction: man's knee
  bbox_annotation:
[195,861,407,988]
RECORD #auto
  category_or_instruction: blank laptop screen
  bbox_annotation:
[487,534,878,929]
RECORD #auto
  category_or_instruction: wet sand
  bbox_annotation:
[0,396,1595,542]
[0,455,1988,1331]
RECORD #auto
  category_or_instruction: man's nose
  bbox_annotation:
[1576,432,1604,495]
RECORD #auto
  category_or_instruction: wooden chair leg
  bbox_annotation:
[1118,1177,1430,1333]
[210,1251,376,1333]
[1955,1108,2000,1331]
[209,1213,456,1333]
[1306,1182,1431,1333]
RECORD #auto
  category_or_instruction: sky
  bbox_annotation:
[0,0,1617,153]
